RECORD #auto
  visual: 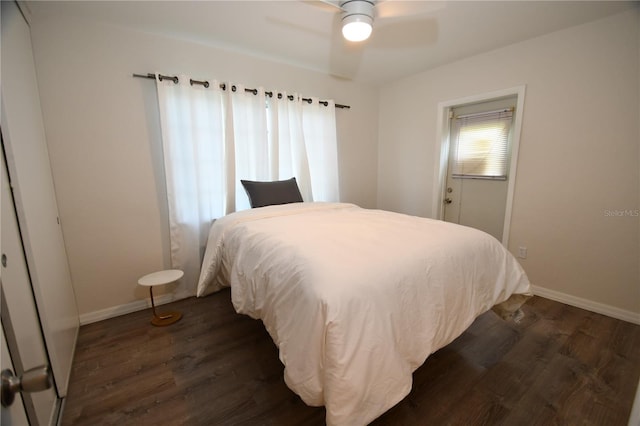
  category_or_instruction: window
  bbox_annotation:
[451,109,513,180]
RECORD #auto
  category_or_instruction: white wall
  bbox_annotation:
[378,10,640,318]
[29,16,379,318]
[29,8,640,322]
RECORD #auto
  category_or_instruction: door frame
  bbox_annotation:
[431,85,526,246]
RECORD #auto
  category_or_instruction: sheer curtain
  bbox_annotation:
[156,74,340,294]
[156,74,226,296]
[267,92,313,201]
[228,84,269,211]
[303,98,340,201]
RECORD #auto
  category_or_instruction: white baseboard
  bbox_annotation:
[531,285,640,325]
[81,286,639,326]
[79,291,192,325]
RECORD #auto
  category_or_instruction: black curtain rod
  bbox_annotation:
[133,73,350,109]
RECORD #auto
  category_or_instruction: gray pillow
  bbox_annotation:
[241,177,304,208]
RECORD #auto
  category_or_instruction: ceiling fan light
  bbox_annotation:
[342,16,373,42]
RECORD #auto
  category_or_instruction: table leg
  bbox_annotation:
[149,286,158,317]
[149,286,182,326]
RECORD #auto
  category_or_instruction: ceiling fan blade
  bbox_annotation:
[302,0,344,13]
[370,16,438,49]
[375,0,446,20]
[328,13,365,79]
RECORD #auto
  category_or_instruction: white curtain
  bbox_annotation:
[155,74,340,294]
[303,98,340,201]
[155,74,226,295]
[267,92,313,201]
[228,84,269,211]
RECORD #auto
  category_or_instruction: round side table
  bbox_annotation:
[138,269,184,326]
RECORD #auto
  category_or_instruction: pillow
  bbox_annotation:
[241,177,304,208]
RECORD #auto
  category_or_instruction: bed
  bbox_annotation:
[197,201,531,425]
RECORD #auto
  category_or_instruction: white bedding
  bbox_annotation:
[197,202,531,425]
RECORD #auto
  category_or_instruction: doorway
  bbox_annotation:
[443,97,516,241]
[433,87,526,246]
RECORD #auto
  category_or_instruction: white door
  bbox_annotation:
[1,0,79,401]
[2,149,58,425]
[443,97,516,241]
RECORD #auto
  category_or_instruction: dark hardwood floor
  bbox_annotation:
[61,290,640,425]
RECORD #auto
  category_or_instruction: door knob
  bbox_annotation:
[1,366,52,407]
[444,198,453,204]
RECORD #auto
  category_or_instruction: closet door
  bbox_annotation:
[2,149,58,425]
[1,0,79,398]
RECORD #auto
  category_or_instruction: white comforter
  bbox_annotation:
[197,202,531,425]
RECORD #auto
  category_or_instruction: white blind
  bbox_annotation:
[452,109,513,180]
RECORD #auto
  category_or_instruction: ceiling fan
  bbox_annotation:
[301,0,443,79]
[306,0,442,42]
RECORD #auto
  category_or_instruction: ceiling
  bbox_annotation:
[27,0,637,86]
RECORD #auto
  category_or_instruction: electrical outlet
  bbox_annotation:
[518,246,527,259]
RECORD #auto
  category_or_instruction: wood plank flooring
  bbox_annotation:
[61,291,640,425]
